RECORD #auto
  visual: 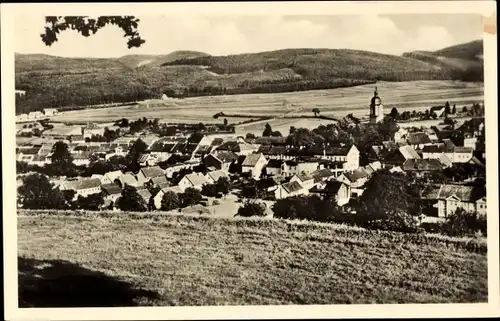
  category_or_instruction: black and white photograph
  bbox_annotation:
[2,1,499,320]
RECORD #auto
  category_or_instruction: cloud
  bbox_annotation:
[14,14,463,58]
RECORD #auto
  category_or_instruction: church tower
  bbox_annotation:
[369,86,384,124]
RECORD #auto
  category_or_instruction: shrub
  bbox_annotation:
[235,200,266,217]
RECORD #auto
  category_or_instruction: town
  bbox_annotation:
[16,88,487,236]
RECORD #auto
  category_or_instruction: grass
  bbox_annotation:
[18,210,487,307]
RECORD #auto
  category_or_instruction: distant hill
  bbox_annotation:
[15,40,483,114]
[117,50,210,68]
[402,40,483,75]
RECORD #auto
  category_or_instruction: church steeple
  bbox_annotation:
[369,86,384,124]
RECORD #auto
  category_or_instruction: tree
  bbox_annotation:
[50,141,74,171]
[215,177,230,196]
[430,111,438,119]
[357,171,419,232]
[235,200,266,217]
[116,185,147,211]
[17,173,67,209]
[425,109,430,119]
[444,101,451,116]
[452,104,457,114]
[289,126,296,135]
[201,183,218,197]
[41,16,145,49]
[161,191,180,211]
[441,208,487,236]
[180,187,202,207]
[462,106,468,113]
[312,108,320,117]
[223,118,228,128]
[125,139,148,171]
[245,133,256,140]
[263,123,273,137]
[75,193,104,211]
[271,131,282,137]
[390,107,399,119]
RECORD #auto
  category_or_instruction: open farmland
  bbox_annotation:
[18,210,487,307]
[49,80,483,126]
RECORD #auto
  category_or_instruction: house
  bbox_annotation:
[290,173,315,190]
[311,168,335,183]
[205,170,228,184]
[29,154,50,166]
[310,181,351,206]
[423,184,487,218]
[178,172,209,191]
[82,123,105,139]
[285,161,320,177]
[117,172,140,188]
[310,144,360,171]
[430,106,446,118]
[43,108,58,116]
[421,141,473,163]
[385,145,421,166]
[215,141,260,156]
[258,145,289,160]
[72,152,92,166]
[102,170,123,185]
[337,168,370,189]
[438,154,453,168]
[16,114,29,122]
[28,111,44,120]
[406,132,432,150]
[452,147,473,163]
[101,183,122,203]
[402,159,444,173]
[136,166,165,185]
[153,186,183,209]
[364,161,382,175]
[265,159,285,177]
[65,134,83,143]
[164,163,199,178]
[394,127,409,143]
[149,176,169,189]
[274,181,305,200]
[464,135,478,150]
[138,153,158,167]
[59,178,102,198]
[203,152,238,172]
[241,153,268,179]
[137,188,153,205]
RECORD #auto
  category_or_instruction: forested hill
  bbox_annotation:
[15,40,483,114]
[402,40,483,74]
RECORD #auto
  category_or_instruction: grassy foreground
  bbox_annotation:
[18,210,488,306]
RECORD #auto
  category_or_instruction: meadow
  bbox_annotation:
[18,210,487,307]
[49,80,483,134]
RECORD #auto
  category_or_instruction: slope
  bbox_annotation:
[18,210,487,306]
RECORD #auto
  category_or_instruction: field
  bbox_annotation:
[18,210,487,307]
[48,80,483,134]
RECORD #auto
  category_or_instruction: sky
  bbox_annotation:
[14,14,483,58]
